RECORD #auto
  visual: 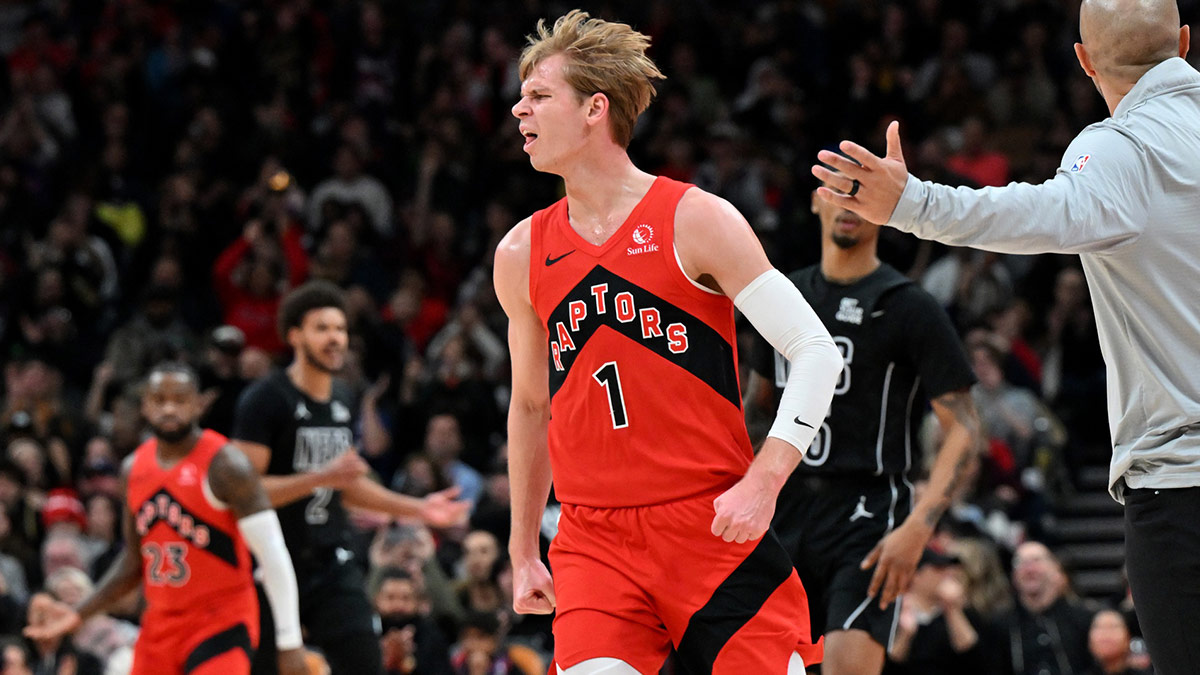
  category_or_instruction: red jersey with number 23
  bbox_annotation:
[126,429,256,616]
[529,176,753,508]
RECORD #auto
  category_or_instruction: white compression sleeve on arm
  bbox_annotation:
[734,269,842,453]
[238,510,303,650]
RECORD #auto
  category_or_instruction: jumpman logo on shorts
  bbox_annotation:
[849,496,874,522]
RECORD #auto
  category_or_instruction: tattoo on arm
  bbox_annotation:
[209,445,273,519]
[922,389,983,528]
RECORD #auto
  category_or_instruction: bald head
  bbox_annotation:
[1080,0,1183,82]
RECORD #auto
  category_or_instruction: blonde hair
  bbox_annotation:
[519,10,665,148]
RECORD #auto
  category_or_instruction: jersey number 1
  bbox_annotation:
[593,362,628,429]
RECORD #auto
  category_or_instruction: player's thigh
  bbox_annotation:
[182,623,256,675]
[252,584,278,675]
[557,656,643,674]
[662,528,815,673]
[188,647,253,675]
[821,629,886,675]
[553,607,669,675]
[318,629,381,675]
[300,569,378,645]
[130,641,175,675]
[825,561,899,650]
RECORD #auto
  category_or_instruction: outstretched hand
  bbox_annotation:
[23,599,81,643]
[812,120,910,225]
[418,486,470,528]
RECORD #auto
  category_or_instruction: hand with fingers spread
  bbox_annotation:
[860,519,931,610]
[812,120,911,225]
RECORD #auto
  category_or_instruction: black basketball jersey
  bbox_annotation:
[751,263,975,476]
[232,370,357,569]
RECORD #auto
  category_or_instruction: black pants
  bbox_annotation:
[1124,486,1200,675]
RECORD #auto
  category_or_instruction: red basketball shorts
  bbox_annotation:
[549,490,823,674]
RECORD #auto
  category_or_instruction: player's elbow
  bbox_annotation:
[803,335,843,391]
[510,394,551,421]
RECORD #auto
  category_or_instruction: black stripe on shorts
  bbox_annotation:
[675,531,795,674]
[183,623,253,674]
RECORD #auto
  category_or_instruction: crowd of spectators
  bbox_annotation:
[0,0,1196,673]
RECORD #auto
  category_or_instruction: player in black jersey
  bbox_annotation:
[746,172,982,675]
[232,281,468,675]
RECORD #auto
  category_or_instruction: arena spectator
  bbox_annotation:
[374,566,453,675]
[1084,608,1151,675]
[994,541,1096,675]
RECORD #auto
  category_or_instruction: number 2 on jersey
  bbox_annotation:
[306,487,333,525]
[592,362,629,429]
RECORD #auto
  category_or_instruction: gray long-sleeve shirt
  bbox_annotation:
[888,57,1200,501]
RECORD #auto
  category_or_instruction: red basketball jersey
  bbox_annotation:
[126,430,257,617]
[529,176,753,507]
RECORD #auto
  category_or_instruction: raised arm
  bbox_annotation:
[814,121,1147,255]
[494,217,556,615]
[674,189,842,544]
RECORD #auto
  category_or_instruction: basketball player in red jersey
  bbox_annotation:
[27,363,310,675]
[494,11,844,675]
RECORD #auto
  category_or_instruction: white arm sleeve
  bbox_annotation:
[734,269,842,453]
[238,510,303,650]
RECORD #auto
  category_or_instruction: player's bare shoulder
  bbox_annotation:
[673,187,769,296]
[493,216,535,309]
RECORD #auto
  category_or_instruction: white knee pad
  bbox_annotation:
[558,657,643,675]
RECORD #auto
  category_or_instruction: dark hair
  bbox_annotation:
[460,610,501,636]
[146,361,200,389]
[0,459,25,487]
[277,280,346,340]
[377,566,413,585]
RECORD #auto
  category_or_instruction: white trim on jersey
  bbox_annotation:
[903,377,921,472]
[673,244,723,295]
[201,476,228,511]
[886,474,900,532]
[875,362,896,475]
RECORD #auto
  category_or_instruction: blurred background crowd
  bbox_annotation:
[0,0,1197,673]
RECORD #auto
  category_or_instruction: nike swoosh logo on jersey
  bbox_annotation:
[793,417,815,429]
[545,250,575,266]
[871,310,885,317]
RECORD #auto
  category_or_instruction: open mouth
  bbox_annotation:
[522,130,538,150]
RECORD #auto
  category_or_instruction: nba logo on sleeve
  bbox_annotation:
[1070,154,1090,172]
